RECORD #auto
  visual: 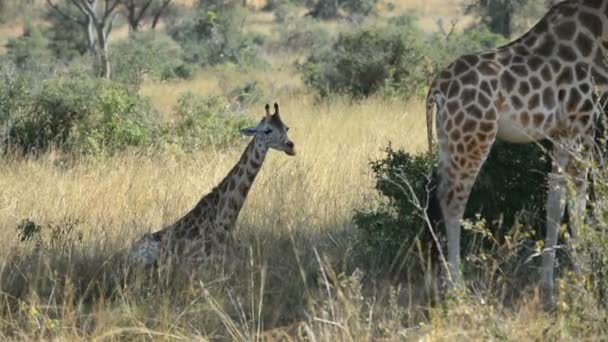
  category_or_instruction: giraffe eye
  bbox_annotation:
[264,128,273,134]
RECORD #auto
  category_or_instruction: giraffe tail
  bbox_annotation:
[425,85,438,158]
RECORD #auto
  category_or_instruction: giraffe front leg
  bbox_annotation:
[541,146,569,307]
[564,137,592,276]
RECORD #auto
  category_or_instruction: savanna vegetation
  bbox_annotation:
[0,0,607,340]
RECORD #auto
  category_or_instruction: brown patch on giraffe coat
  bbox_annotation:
[447,82,461,98]
[480,81,492,95]
[524,34,538,47]
[237,167,244,177]
[554,21,576,40]
[527,57,543,71]
[540,65,552,82]
[461,88,477,106]
[454,112,465,126]
[478,92,491,108]
[450,130,461,140]
[575,33,594,57]
[528,93,540,109]
[453,60,469,75]
[494,94,508,112]
[445,119,453,132]
[479,121,495,132]
[557,44,578,62]
[510,65,528,77]
[467,105,483,119]
[580,99,594,113]
[542,87,556,109]
[513,46,528,58]
[500,71,516,93]
[535,35,556,57]
[580,12,603,37]
[228,179,236,190]
[456,143,465,154]
[567,89,582,112]
[250,160,260,169]
[518,82,530,96]
[478,61,498,76]
[254,150,260,160]
[557,67,573,85]
[496,52,512,66]
[461,71,479,85]
[521,112,530,127]
[447,101,459,115]
[439,81,450,94]
[575,63,589,81]
[247,170,256,182]
[585,0,603,9]
[462,54,479,66]
[580,83,590,94]
[462,119,477,133]
[238,183,249,196]
[530,76,541,90]
[490,79,498,90]
[550,59,561,73]
[511,95,523,110]
[580,114,591,127]
[543,114,554,131]
[532,113,544,128]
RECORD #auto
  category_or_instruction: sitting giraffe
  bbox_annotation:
[130,103,295,267]
[425,0,608,304]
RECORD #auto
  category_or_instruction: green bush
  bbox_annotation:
[110,32,192,89]
[354,141,550,271]
[164,92,256,150]
[428,26,508,73]
[307,0,376,19]
[167,5,264,68]
[275,17,331,53]
[4,25,55,71]
[301,19,430,99]
[0,71,157,154]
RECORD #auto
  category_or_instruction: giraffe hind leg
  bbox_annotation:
[435,110,497,288]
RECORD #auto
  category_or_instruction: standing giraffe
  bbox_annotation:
[130,103,295,267]
[426,0,608,304]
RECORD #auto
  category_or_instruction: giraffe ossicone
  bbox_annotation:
[129,103,295,267]
[426,0,605,306]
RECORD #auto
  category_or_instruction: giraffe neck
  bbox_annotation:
[212,137,268,229]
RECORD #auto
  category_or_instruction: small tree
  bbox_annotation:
[120,0,173,33]
[46,0,121,79]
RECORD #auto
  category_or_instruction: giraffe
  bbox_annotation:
[425,0,608,304]
[130,103,295,267]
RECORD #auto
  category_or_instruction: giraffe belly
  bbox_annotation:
[496,111,547,143]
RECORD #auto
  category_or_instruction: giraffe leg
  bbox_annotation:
[541,144,569,306]
[564,135,593,276]
[436,131,496,288]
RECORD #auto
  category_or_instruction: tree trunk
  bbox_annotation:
[96,22,111,79]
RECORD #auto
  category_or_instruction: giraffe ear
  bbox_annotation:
[264,104,271,119]
[241,127,257,136]
[273,103,279,116]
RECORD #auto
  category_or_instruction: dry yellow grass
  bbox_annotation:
[0,97,426,246]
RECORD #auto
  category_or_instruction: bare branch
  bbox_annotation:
[46,0,86,25]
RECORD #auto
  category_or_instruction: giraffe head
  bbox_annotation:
[241,103,296,156]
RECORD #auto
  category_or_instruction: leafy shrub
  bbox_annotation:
[168,5,264,68]
[428,26,508,73]
[164,92,256,150]
[4,25,55,71]
[354,141,550,271]
[110,32,192,89]
[307,0,376,19]
[0,71,157,154]
[301,19,430,99]
[274,17,331,53]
